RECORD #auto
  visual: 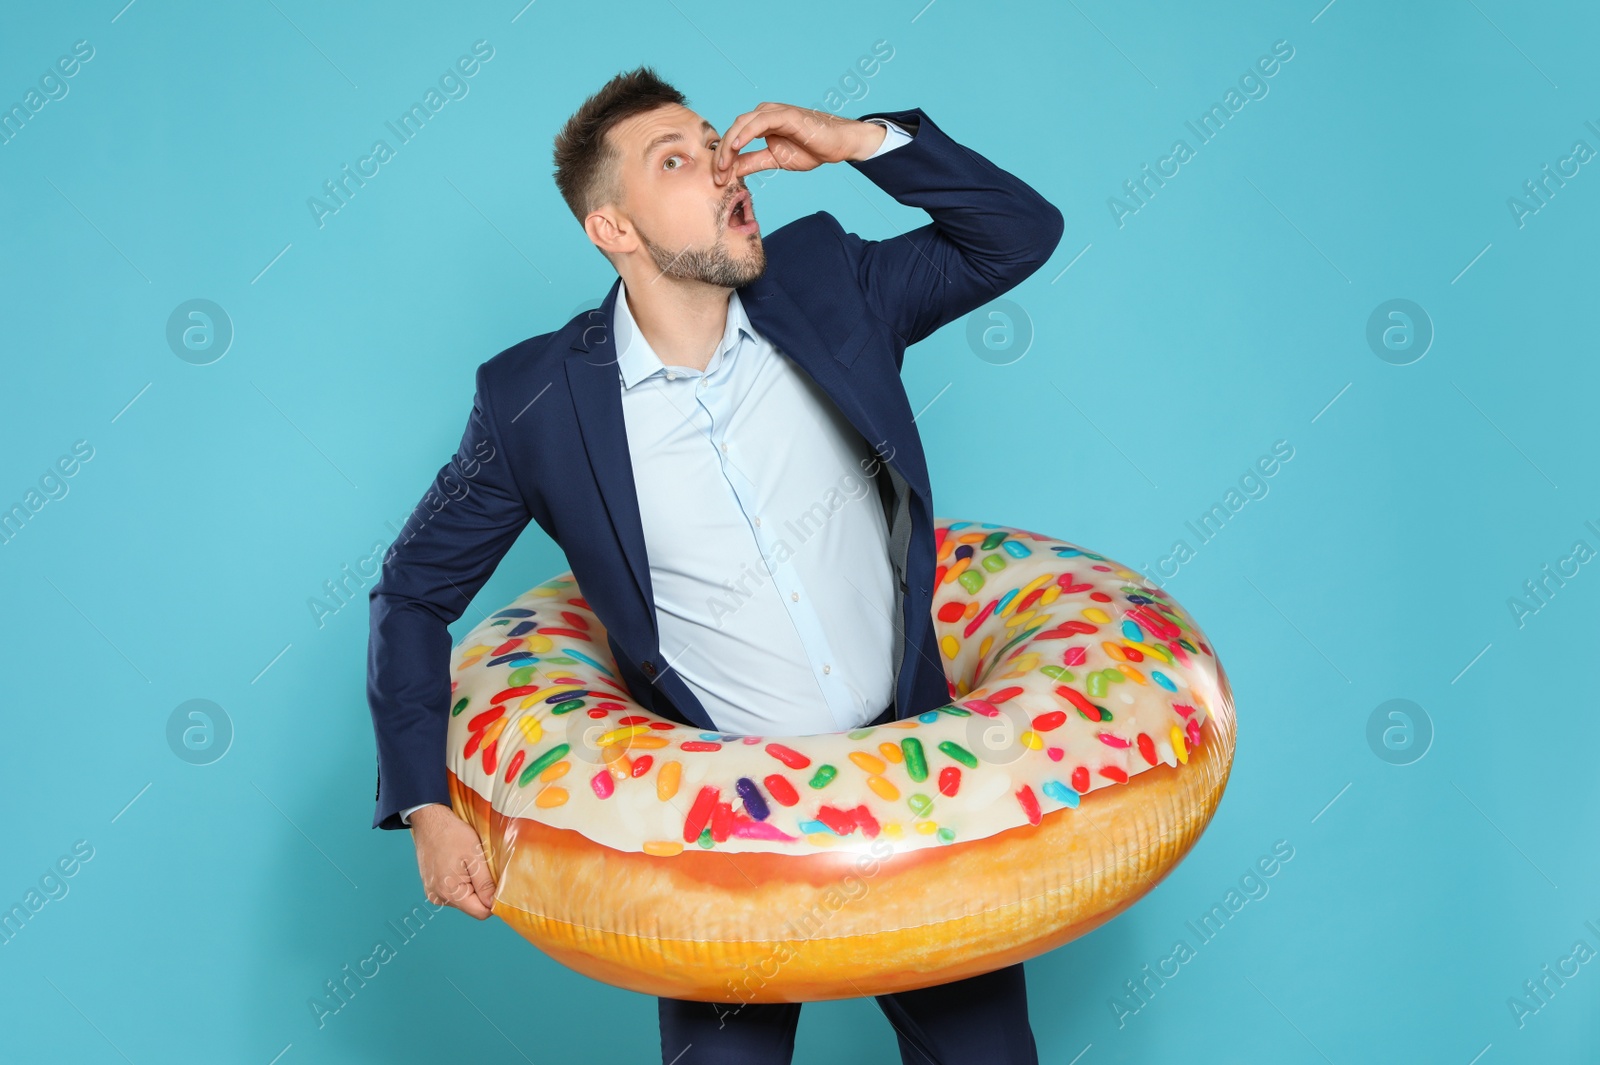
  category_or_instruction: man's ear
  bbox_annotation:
[585,207,632,259]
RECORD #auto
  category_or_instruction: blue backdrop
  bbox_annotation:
[3,2,1595,1062]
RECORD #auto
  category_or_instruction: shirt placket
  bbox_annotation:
[695,337,860,732]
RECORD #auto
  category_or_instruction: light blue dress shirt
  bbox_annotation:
[608,119,913,739]
[401,119,911,825]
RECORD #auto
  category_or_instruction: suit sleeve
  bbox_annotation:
[367,362,532,830]
[839,107,1065,353]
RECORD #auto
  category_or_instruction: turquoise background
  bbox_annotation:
[2,1,1596,1061]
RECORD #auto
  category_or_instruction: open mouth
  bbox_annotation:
[726,188,758,235]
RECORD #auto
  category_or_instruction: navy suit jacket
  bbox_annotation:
[367,107,1064,830]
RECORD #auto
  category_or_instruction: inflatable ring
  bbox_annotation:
[445,518,1236,1002]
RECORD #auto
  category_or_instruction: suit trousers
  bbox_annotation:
[655,705,1040,1065]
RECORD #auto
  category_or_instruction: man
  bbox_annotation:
[367,66,1063,1064]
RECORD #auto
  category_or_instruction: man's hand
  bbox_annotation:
[409,804,497,920]
[715,104,887,185]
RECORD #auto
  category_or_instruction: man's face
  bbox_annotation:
[605,104,765,288]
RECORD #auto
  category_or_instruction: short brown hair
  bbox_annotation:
[552,66,687,226]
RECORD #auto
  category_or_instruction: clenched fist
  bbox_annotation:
[409,803,497,920]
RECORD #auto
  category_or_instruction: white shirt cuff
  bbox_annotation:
[399,803,433,826]
[862,118,913,159]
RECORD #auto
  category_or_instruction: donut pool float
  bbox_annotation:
[445,518,1236,1002]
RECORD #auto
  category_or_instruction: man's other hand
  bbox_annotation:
[715,103,887,184]
[410,804,497,920]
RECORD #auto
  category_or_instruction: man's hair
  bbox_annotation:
[552,66,687,227]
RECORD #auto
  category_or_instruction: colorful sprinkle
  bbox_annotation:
[518,743,571,787]
[1031,710,1067,732]
[850,751,887,774]
[503,748,525,784]
[1015,784,1042,826]
[1137,733,1158,765]
[682,786,719,843]
[766,743,810,769]
[763,774,799,807]
[657,759,682,801]
[1042,780,1080,807]
[467,705,505,732]
[735,777,770,821]
[937,740,979,769]
[901,738,928,783]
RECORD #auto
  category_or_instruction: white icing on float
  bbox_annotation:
[446,520,1227,859]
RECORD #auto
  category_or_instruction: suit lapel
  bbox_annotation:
[564,278,655,634]
[741,271,885,461]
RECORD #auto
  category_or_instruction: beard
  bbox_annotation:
[634,210,766,289]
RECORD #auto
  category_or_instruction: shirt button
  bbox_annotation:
[790,591,798,602]
[666,372,678,380]
[822,664,832,674]
[720,442,728,453]
[754,516,762,527]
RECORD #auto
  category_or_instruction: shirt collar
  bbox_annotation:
[614,278,756,390]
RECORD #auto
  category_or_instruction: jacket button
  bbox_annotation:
[642,661,657,677]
